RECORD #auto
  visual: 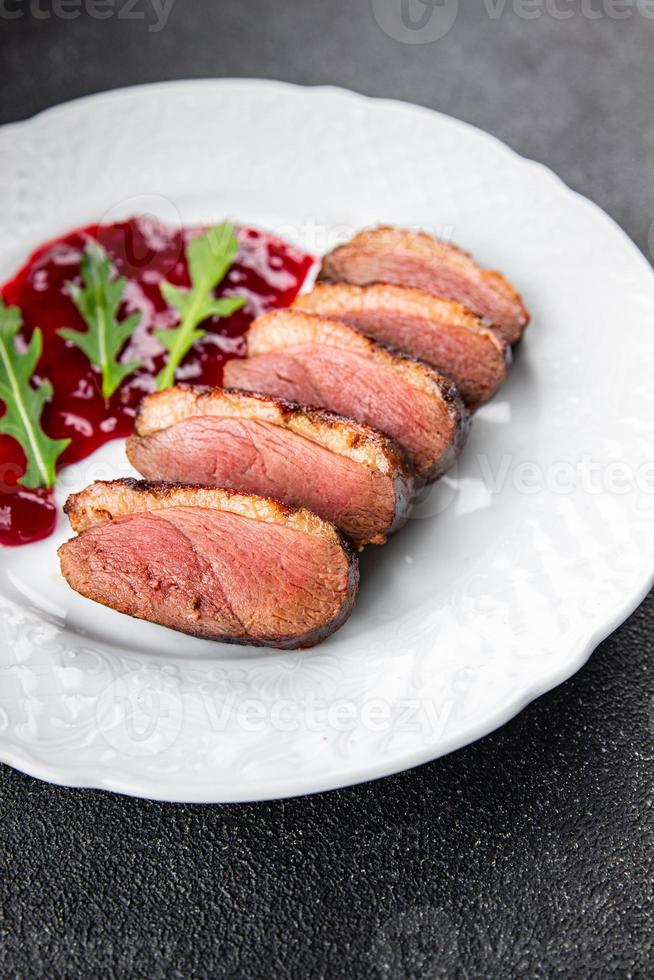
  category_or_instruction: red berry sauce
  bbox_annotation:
[0,217,315,546]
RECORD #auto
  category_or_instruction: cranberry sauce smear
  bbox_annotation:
[0,217,315,546]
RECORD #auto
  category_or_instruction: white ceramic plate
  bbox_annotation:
[1,80,653,802]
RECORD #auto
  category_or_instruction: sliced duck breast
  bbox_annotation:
[293,282,509,409]
[126,385,413,548]
[223,310,469,482]
[318,226,529,343]
[59,479,358,650]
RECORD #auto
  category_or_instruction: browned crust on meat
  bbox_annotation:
[318,226,529,336]
[128,384,414,548]
[293,281,494,334]
[64,478,346,544]
[246,309,463,406]
[242,309,470,475]
[61,480,359,650]
[131,384,410,481]
[292,282,510,408]
[59,480,359,650]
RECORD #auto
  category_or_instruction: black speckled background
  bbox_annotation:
[1,3,653,977]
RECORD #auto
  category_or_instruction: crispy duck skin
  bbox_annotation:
[126,385,414,548]
[318,226,529,343]
[223,309,469,482]
[293,282,510,409]
[60,479,359,650]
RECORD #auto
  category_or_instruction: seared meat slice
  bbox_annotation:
[293,282,509,409]
[59,479,358,650]
[223,310,469,482]
[318,226,529,343]
[126,385,413,548]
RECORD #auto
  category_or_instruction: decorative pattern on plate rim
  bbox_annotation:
[0,80,652,801]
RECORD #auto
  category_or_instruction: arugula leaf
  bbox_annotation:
[59,241,142,402]
[0,298,70,489]
[155,222,245,389]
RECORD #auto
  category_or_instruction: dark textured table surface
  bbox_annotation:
[1,3,653,977]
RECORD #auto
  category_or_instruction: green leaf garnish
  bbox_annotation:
[155,222,245,390]
[0,298,70,489]
[59,241,142,402]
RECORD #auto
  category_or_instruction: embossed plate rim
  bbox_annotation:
[0,79,653,802]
